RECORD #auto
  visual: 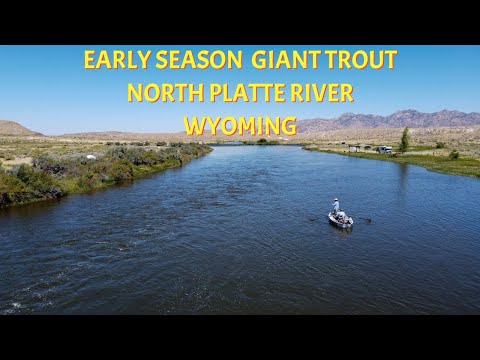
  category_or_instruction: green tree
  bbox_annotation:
[399,127,410,153]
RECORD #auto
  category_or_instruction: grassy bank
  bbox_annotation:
[0,143,212,209]
[303,147,480,178]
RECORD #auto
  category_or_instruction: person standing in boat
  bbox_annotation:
[332,198,340,215]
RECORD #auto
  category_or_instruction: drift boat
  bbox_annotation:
[328,212,353,229]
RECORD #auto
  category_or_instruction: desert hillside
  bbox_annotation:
[0,120,43,136]
[297,110,480,133]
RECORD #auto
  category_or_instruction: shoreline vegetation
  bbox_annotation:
[0,142,212,209]
[303,146,480,178]
[241,138,280,145]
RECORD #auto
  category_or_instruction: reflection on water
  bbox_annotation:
[1,146,480,314]
[398,163,409,193]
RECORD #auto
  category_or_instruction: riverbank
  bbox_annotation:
[0,143,212,209]
[303,147,480,178]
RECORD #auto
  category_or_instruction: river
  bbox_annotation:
[1,146,480,314]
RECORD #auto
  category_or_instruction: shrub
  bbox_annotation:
[91,162,111,182]
[15,164,64,198]
[33,156,68,175]
[156,141,166,146]
[106,160,134,182]
[257,138,268,144]
[449,150,460,160]
[77,172,102,190]
[106,146,128,160]
[436,142,446,149]
[130,149,147,165]
[0,173,34,208]
[16,164,35,183]
[139,150,161,166]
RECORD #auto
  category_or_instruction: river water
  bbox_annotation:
[1,146,480,314]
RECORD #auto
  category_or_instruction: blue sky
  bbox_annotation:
[0,45,478,135]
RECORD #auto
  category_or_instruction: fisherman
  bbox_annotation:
[337,210,346,222]
[332,198,340,215]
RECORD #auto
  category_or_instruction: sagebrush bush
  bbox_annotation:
[77,171,102,189]
[106,160,134,182]
[15,164,64,198]
[0,172,35,207]
[33,156,68,175]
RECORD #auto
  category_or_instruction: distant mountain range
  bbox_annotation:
[0,120,43,136]
[1,110,480,137]
[297,110,480,133]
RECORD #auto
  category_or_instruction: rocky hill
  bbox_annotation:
[297,110,480,133]
[0,120,43,136]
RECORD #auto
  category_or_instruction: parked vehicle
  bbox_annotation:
[376,146,392,154]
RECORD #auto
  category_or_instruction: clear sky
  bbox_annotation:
[0,45,478,135]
